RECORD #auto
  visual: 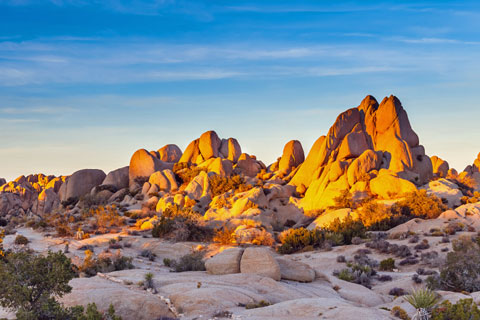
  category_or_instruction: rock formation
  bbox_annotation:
[59,169,106,202]
[290,95,433,211]
[431,156,449,178]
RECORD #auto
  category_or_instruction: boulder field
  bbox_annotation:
[2,95,479,229]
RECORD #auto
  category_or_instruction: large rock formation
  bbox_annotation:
[179,131,243,164]
[291,95,433,211]
[59,169,106,202]
[128,149,173,186]
[102,166,129,190]
[273,140,305,174]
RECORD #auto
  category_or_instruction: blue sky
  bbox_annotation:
[1,0,480,181]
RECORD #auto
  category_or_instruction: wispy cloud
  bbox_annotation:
[397,37,480,45]
[0,106,77,114]
[0,118,39,123]
[224,4,382,14]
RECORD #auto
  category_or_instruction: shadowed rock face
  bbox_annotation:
[290,95,433,211]
[59,169,106,202]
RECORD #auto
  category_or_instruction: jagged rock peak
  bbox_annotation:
[290,95,433,211]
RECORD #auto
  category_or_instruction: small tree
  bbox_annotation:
[0,250,76,318]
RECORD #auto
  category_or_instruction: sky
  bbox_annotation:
[1,0,480,181]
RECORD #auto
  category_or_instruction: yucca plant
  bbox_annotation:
[405,288,439,320]
[405,288,439,310]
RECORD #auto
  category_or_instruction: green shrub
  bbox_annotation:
[208,174,252,197]
[337,269,355,282]
[152,206,212,242]
[393,190,447,219]
[332,189,354,209]
[165,252,206,272]
[0,251,76,319]
[431,299,480,320]
[432,236,480,292]
[326,215,366,245]
[277,228,325,254]
[391,306,410,320]
[152,216,175,238]
[14,235,29,245]
[333,263,375,288]
[174,164,206,185]
[390,306,410,320]
[379,258,396,271]
[245,300,271,309]
[79,250,133,277]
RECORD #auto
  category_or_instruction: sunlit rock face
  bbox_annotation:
[0,173,66,215]
[431,156,450,178]
[290,95,434,211]
[462,152,480,191]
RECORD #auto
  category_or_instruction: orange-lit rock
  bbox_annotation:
[278,140,305,174]
[370,171,416,199]
[220,137,242,162]
[431,156,449,178]
[199,130,221,160]
[289,95,432,211]
[129,149,172,185]
[179,138,202,164]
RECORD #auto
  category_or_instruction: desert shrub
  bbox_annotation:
[208,174,252,197]
[414,239,430,250]
[334,263,376,288]
[213,225,236,245]
[393,190,447,219]
[244,300,271,309]
[152,206,212,242]
[165,252,206,272]
[332,189,354,209]
[379,258,396,271]
[108,239,122,250]
[79,193,107,209]
[174,164,206,185]
[326,215,366,245]
[432,236,480,292]
[378,274,393,282]
[358,201,392,227]
[277,228,324,254]
[391,306,410,320]
[431,299,480,320]
[389,287,406,296]
[404,288,439,311]
[152,216,175,238]
[14,234,29,245]
[139,249,156,261]
[79,250,133,277]
[89,205,125,234]
[0,250,77,319]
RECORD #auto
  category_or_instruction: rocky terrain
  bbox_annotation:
[1,95,480,320]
